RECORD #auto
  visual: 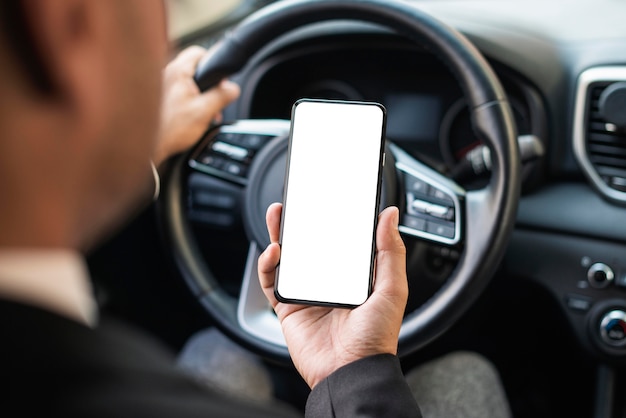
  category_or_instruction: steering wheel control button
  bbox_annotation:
[224,161,247,177]
[428,187,455,206]
[192,191,236,210]
[587,263,615,289]
[398,168,461,245]
[217,132,272,150]
[426,221,455,239]
[190,123,287,185]
[406,175,430,196]
[241,134,268,150]
[211,141,249,161]
[200,155,225,169]
[565,295,592,312]
[187,173,242,228]
[215,132,239,143]
[410,199,453,220]
[599,310,626,347]
[403,215,427,232]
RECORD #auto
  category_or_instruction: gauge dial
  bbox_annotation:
[439,97,529,168]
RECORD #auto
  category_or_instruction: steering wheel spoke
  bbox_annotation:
[389,143,465,247]
[185,120,290,229]
[237,242,286,347]
[188,120,291,185]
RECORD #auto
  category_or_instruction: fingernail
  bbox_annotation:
[221,79,237,90]
[390,206,399,227]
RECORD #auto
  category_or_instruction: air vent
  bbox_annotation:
[574,67,626,204]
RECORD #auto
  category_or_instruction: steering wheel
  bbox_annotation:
[161,0,520,362]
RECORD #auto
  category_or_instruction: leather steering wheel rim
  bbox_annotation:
[162,0,520,361]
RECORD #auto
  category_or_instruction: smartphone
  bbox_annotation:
[275,99,387,307]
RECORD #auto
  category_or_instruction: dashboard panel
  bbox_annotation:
[141,2,626,416]
[177,0,626,369]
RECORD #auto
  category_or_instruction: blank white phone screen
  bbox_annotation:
[276,100,386,306]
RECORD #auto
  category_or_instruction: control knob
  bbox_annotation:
[587,263,614,289]
[599,310,626,347]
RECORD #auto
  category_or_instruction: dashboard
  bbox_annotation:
[180,0,626,369]
[174,0,626,362]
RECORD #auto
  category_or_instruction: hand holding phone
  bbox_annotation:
[258,203,408,388]
[275,99,387,307]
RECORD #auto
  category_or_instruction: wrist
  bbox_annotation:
[310,353,400,389]
[306,350,397,389]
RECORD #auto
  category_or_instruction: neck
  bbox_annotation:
[0,199,77,249]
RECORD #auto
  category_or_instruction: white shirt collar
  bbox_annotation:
[0,249,98,327]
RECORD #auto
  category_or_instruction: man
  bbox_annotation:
[0,1,422,416]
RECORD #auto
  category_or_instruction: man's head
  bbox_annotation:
[0,0,168,250]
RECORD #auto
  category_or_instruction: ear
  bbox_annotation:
[21,0,114,136]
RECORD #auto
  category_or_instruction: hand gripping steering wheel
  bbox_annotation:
[161,0,520,362]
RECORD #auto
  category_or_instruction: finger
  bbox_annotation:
[192,79,240,119]
[257,242,281,308]
[266,202,283,243]
[168,45,206,74]
[257,202,283,307]
[371,206,408,303]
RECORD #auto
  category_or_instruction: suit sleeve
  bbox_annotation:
[305,354,422,418]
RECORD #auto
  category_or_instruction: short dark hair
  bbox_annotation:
[0,1,55,94]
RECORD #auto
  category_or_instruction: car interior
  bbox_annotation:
[87,0,626,417]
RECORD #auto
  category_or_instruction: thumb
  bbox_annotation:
[372,206,408,303]
[376,206,405,258]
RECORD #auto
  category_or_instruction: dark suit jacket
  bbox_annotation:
[0,300,420,417]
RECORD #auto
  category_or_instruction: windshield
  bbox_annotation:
[167,0,279,40]
[165,0,526,42]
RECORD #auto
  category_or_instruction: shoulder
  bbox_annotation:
[0,299,299,418]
